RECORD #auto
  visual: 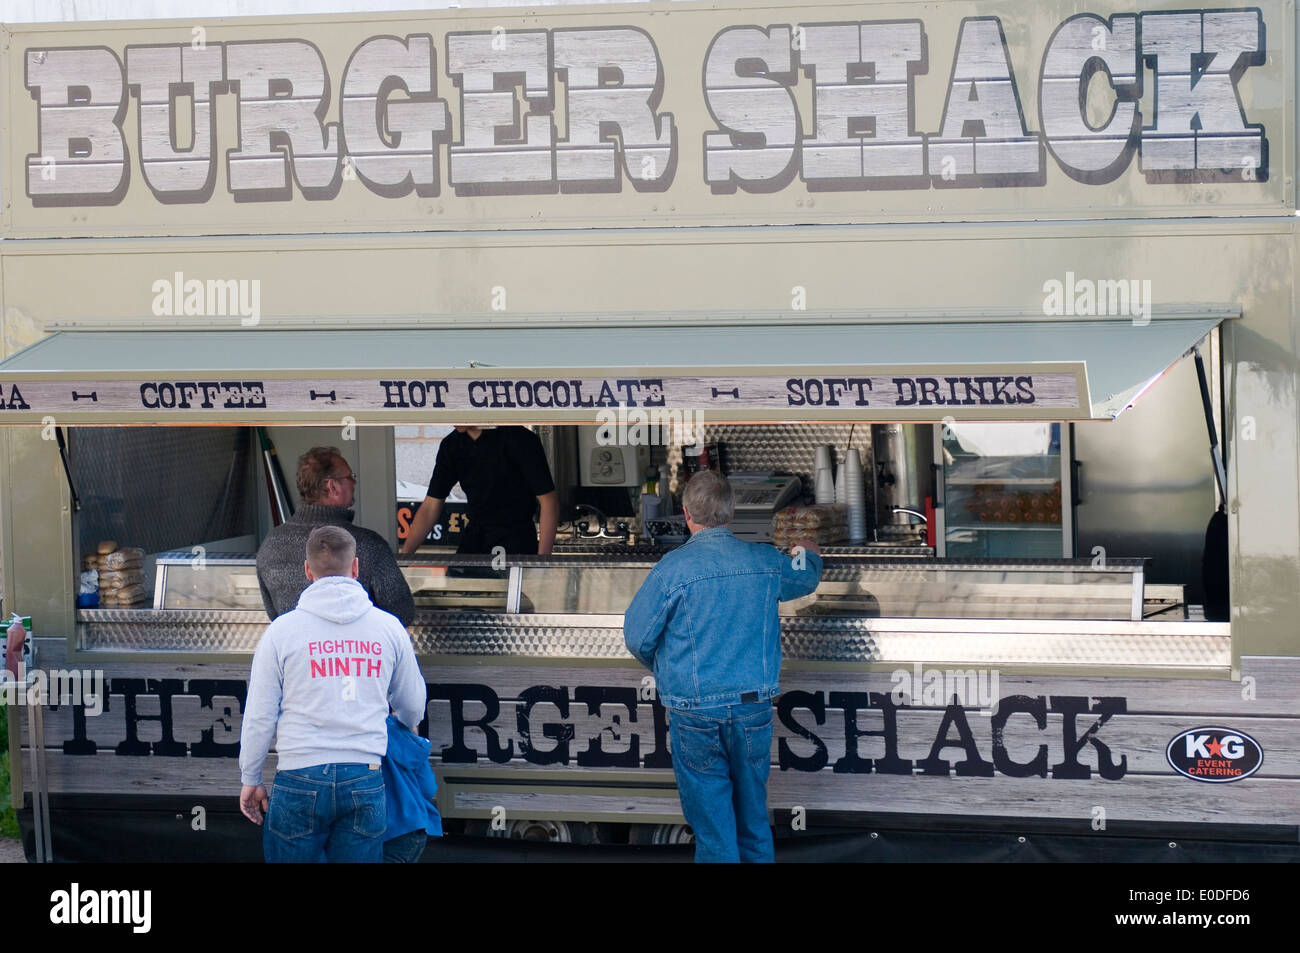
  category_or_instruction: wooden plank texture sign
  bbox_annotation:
[0,367,1089,423]
[1,0,1287,237]
[17,637,1298,830]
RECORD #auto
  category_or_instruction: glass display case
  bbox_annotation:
[779,558,1150,621]
[517,564,652,614]
[154,554,514,612]
[154,552,266,610]
[935,423,1073,558]
[150,553,1153,620]
[402,564,509,611]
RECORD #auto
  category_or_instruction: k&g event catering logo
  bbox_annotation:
[1166,726,1263,783]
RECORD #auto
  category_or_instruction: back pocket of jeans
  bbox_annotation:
[268,784,317,841]
[351,781,387,838]
[673,722,725,775]
[743,710,774,762]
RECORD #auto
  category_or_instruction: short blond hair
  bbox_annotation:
[306,525,356,577]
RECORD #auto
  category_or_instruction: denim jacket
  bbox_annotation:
[623,526,823,709]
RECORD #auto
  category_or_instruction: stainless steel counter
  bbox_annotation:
[75,606,1228,668]
[549,541,935,557]
[76,550,1222,668]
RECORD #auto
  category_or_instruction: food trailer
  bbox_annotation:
[1,0,1298,861]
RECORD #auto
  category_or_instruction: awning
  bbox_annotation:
[0,316,1228,425]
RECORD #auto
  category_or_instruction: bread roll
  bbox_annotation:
[97,540,118,555]
[103,548,144,570]
[105,584,148,605]
[99,569,143,590]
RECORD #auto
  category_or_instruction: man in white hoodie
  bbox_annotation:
[239,525,426,862]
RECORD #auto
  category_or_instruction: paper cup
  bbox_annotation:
[815,467,835,504]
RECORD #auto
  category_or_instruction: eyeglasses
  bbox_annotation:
[330,471,358,486]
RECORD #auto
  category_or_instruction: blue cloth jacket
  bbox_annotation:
[382,715,443,839]
[623,526,823,709]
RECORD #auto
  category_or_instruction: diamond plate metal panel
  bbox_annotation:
[413,615,630,658]
[649,424,873,500]
[73,609,1230,669]
[550,542,934,557]
[780,618,1231,667]
[78,609,267,652]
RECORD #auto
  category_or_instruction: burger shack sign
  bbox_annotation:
[3,0,1282,235]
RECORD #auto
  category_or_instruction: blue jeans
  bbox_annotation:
[263,764,386,863]
[383,829,428,863]
[668,701,775,863]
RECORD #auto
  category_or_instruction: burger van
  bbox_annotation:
[1,0,1298,860]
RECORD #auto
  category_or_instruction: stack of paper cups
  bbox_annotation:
[814,445,835,504]
[815,467,835,505]
[845,449,867,541]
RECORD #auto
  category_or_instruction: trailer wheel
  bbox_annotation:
[639,821,691,842]
[482,818,576,843]
[571,822,623,846]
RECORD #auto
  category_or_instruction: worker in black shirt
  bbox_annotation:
[401,426,558,555]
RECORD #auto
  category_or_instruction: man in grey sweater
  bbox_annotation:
[256,446,415,627]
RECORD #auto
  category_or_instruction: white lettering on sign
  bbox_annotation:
[926,17,1043,184]
[225,40,341,197]
[26,47,129,203]
[446,30,554,190]
[554,28,675,189]
[703,25,800,191]
[799,21,928,187]
[1039,15,1140,184]
[125,44,225,200]
[340,34,451,196]
[1138,10,1266,178]
[22,9,1272,205]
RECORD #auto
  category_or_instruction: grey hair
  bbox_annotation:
[306,525,356,578]
[682,470,734,528]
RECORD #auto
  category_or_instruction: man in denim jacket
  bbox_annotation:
[624,470,822,862]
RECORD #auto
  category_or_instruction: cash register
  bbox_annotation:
[727,472,803,542]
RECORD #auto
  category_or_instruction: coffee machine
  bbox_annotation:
[871,424,935,542]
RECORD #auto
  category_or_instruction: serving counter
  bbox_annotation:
[74,550,1226,669]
